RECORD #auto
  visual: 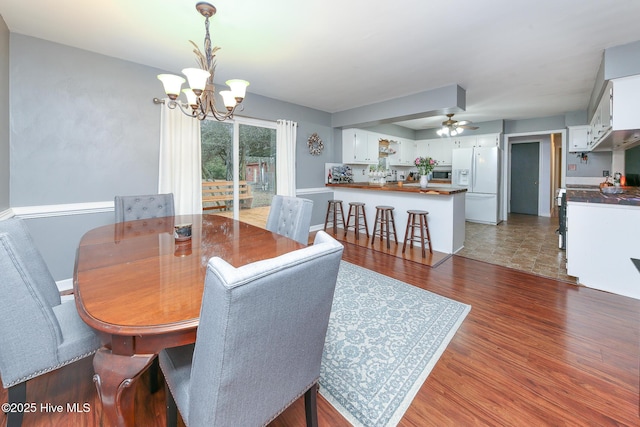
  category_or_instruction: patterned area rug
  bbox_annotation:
[320,261,471,427]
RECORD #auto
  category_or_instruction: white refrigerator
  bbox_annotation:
[452,146,501,224]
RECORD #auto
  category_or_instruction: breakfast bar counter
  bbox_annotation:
[326,183,467,254]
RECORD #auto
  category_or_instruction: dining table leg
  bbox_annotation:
[92,348,155,427]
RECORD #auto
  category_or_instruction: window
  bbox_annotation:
[201,118,276,221]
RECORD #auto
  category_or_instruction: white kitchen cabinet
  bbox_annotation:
[566,201,640,300]
[416,138,452,166]
[452,136,476,149]
[476,134,500,147]
[451,134,500,149]
[389,138,416,166]
[588,81,612,150]
[568,125,590,152]
[588,76,640,151]
[342,129,377,164]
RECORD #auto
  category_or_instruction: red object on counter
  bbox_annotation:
[620,175,626,186]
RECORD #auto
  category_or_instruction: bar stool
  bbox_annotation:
[402,210,433,257]
[323,199,346,234]
[371,205,398,249]
[344,202,369,240]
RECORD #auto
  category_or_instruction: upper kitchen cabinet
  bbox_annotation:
[388,138,416,166]
[589,75,640,152]
[451,134,501,149]
[416,139,452,166]
[452,136,476,149]
[568,125,590,152]
[476,134,501,147]
[342,128,378,164]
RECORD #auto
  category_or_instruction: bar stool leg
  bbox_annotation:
[323,202,332,232]
[384,210,391,249]
[361,206,370,238]
[423,214,433,254]
[389,210,398,246]
[354,207,360,240]
[402,213,413,254]
[370,209,380,245]
[419,213,427,258]
[344,205,353,238]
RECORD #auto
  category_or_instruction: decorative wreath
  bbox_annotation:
[307,132,324,155]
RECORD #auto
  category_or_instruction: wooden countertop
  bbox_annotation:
[566,186,640,207]
[326,182,467,195]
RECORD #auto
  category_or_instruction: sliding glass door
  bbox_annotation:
[201,117,276,221]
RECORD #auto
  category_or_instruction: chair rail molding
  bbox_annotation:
[12,201,114,219]
[0,208,14,220]
[296,187,332,195]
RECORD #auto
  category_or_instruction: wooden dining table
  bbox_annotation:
[73,214,304,427]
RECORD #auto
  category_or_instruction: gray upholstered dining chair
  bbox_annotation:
[265,195,314,245]
[159,231,344,427]
[114,193,175,222]
[0,218,101,427]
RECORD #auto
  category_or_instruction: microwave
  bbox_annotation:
[432,170,452,180]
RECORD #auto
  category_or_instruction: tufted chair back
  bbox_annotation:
[114,193,175,223]
[0,218,101,426]
[159,231,344,427]
[265,195,313,245]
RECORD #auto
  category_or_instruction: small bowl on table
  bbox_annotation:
[174,223,193,241]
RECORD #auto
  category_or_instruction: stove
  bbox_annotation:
[556,188,567,249]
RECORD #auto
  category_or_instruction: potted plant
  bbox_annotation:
[414,156,438,188]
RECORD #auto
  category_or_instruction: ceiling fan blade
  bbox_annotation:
[458,124,479,130]
[456,120,472,126]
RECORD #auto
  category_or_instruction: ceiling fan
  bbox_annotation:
[436,113,479,136]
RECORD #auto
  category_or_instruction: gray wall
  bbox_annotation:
[8,35,333,280]
[10,34,162,206]
[0,16,9,213]
[566,151,612,178]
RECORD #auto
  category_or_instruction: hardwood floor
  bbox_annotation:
[2,242,638,426]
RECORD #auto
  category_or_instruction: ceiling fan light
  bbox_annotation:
[157,74,185,100]
[182,68,211,95]
[451,129,458,136]
[457,127,464,134]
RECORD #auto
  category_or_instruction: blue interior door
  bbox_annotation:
[510,142,539,215]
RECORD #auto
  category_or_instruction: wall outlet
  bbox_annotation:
[603,170,609,177]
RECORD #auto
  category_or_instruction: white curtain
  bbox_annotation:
[158,101,203,214]
[276,119,297,197]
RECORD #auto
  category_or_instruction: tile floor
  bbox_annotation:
[456,213,576,283]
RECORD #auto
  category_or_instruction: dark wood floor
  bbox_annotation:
[2,241,639,426]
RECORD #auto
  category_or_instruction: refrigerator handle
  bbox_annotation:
[472,150,476,191]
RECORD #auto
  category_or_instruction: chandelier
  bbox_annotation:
[156,2,249,121]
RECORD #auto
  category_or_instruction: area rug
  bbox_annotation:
[320,261,471,427]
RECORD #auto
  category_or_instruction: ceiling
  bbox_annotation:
[2,0,640,130]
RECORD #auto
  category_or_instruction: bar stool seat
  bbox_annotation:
[323,200,346,235]
[402,210,433,257]
[344,202,369,240]
[371,205,398,249]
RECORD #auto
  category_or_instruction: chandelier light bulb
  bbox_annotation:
[226,79,250,102]
[182,88,198,108]
[157,74,185,100]
[182,68,211,96]
[219,90,237,110]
